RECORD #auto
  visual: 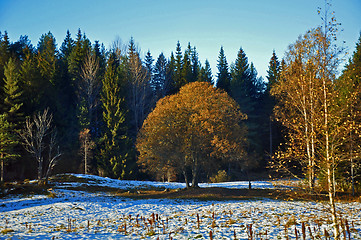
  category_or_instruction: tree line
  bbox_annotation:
[0,28,274,183]
[0,13,360,198]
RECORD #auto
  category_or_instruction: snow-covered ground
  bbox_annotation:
[0,174,360,239]
[53,173,278,190]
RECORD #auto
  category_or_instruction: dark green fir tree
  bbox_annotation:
[99,53,131,179]
[216,46,230,92]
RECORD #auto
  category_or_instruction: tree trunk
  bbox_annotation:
[1,154,4,183]
[327,163,339,239]
[183,170,190,188]
[323,77,340,239]
[84,143,88,175]
[191,157,199,188]
[269,117,273,158]
[38,156,43,181]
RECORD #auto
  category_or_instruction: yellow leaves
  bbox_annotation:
[137,82,247,177]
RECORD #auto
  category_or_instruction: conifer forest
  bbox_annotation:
[0,2,360,199]
[1,1,361,239]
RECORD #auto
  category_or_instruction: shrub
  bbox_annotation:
[209,170,230,183]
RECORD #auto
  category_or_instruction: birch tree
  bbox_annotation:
[271,2,357,237]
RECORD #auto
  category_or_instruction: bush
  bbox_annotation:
[209,170,230,183]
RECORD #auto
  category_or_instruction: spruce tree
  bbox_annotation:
[198,59,213,84]
[153,52,168,98]
[173,41,183,92]
[216,46,230,92]
[37,32,58,85]
[230,47,266,168]
[0,32,11,93]
[230,47,251,108]
[144,50,154,81]
[3,58,24,128]
[166,52,176,95]
[20,44,41,115]
[59,30,74,60]
[181,44,192,86]
[265,51,282,158]
[0,114,19,182]
[191,46,200,82]
[99,53,130,179]
[266,50,281,90]
[68,29,91,86]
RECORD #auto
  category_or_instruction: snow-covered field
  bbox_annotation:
[1,174,360,239]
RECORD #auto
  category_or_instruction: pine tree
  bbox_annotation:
[216,46,230,92]
[99,54,130,179]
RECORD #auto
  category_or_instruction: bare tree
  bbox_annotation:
[78,50,101,130]
[44,129,61,183]
[111,36,127,62]
[20,109,61,184]
[127,38,153,136]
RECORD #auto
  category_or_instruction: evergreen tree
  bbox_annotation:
[181,43,193,86]
[266,50,281,90]
[198,59,213,84]
[166,52,176,95]
[229,47,266,168]
[342,33,361,85]
[265,51,282,158]
[99,54,130,179]
[3,58,24,128]
[191,46,200,82]
[0,32,11,90]
[216,46,230,92]
[59,30,74,60]
[173,41,183,92]
[144,50,154,81]
[20,43,41,115]
[338,33,361,195]
[153,52,168,98]
[230,47,251,107]
[37,32,58,85]
[68,29,91,86]
[0,114,19,182]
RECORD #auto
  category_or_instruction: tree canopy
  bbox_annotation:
[137,81,247,187]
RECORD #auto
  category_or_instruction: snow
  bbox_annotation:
[54,173,278,190]
[0,174,360,239]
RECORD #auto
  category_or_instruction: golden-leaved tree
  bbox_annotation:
[271,3,361,237]
[137,82,247,188]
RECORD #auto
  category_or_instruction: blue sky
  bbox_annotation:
[0,0,360,79]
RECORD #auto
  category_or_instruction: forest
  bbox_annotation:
[0,9,360,200]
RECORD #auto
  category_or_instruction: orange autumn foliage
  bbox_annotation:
[136,82,247,187]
